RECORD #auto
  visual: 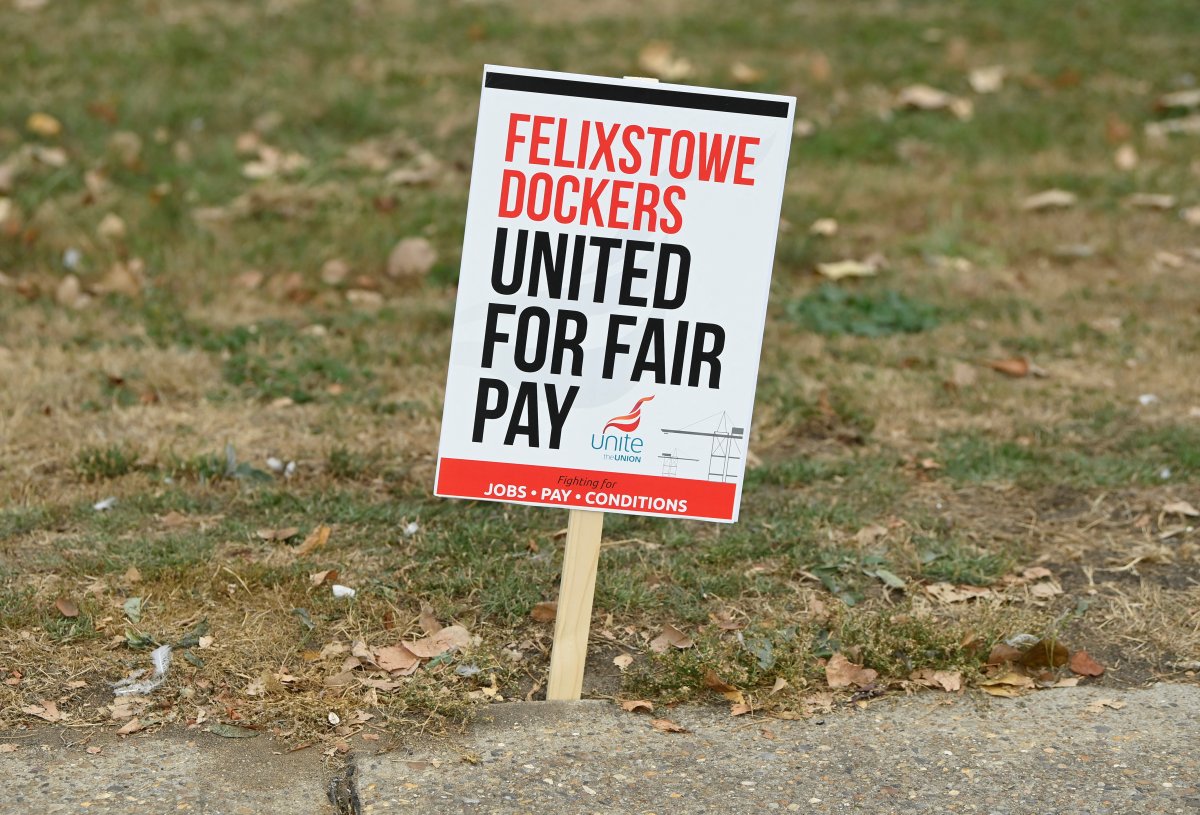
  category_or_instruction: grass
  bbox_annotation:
[3,0,1200,743]
[786,284,942,337]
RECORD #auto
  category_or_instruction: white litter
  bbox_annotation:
[93,497,116,511]
[266,456,284,472]
[113,644,173,696]
[1139,393,1159,406]
[403,521,420,537]
[331,584,356,599]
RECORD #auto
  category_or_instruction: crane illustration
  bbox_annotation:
[661,411,744,483]
[658,450,699,477]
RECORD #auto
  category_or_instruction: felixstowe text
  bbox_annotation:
[473,112,762,451]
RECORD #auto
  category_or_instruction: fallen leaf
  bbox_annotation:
[729,62,763,84]
[967,65,1006,94]
[926,583,997,603]
[770,677,789,695]
[854,524,888,546]
[638,42,692,81]
[294,524,331,556]
[55,598,79,618]
[1054,676,1081,688]
[97,213,127,241]
[386,237,437,280]
[530,601,557,623]
[825,653,878,689]
[350,640,377,668]
[94,260,145,298]
[414,603,441,635]
[1069,650,1105,677]
[22,700,62,722]
[257,527,300,542]
[1085,698,1126,713]
[1022,189,1077,211]
[245,676,267,697]
[649,624,694,653]
[910,669,962,692]
[980,671,1035,693]
[620,699,654,714]
[309,569,339,587]
[346,289,384,309]
[1028,581,1063,600]
[816,258,879,280]
[0,745,17,753]
[895,84,973,119]
[376,644,420,674]
[987,643,1024,665]
[1145,113,1200,138]
[27,112,62,137]
[324,670,357,687]
[55,274,89,309]
[613,654,633,671]
[1158,89,1200,110]
[1163,500,1200,518]
[318,258,351,287]
[403,624,470,659]
[1126,193,1177,210]
[703,669,745,704]
[650,718,688,733]
[116,717,143,735]
[1019,639,1070,669]
[730,703,753,716]
[1114,143,1139,171]
[986,357,1030,378]
[809,217,838,236]
[703,669,738,694]
[947,361,978,389]
[123,596,143,623]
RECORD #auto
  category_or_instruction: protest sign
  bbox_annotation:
[436,66,795,524]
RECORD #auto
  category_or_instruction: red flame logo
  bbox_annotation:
[602,396,654,433]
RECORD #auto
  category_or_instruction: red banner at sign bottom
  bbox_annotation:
[435,458,738,521]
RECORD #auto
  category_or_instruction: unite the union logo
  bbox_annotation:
[590,395,653,463]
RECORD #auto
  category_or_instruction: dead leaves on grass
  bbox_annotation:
[895,84,973,120]
[824,653,878,689]
[650,718,689,733]
[909,669,963,692]
[649,624,694,653]
[530,601,557,623]
[323,619,474,687]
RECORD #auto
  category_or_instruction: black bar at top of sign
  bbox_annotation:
[484,71,790,119]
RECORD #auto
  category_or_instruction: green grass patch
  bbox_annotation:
[787,284,941,337]
[75,444,140,482]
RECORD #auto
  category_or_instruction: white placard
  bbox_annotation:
[436,66,794,522]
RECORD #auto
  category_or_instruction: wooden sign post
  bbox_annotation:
[434,66,795,700]
[546,508,605,699]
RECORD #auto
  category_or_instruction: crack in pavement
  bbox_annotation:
[327,754,363,815]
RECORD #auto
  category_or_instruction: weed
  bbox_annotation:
[786,285,941,337]
[75,444,140,482]
[916,536,1012,586]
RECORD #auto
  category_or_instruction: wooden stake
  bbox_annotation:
[546,508,605,700]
